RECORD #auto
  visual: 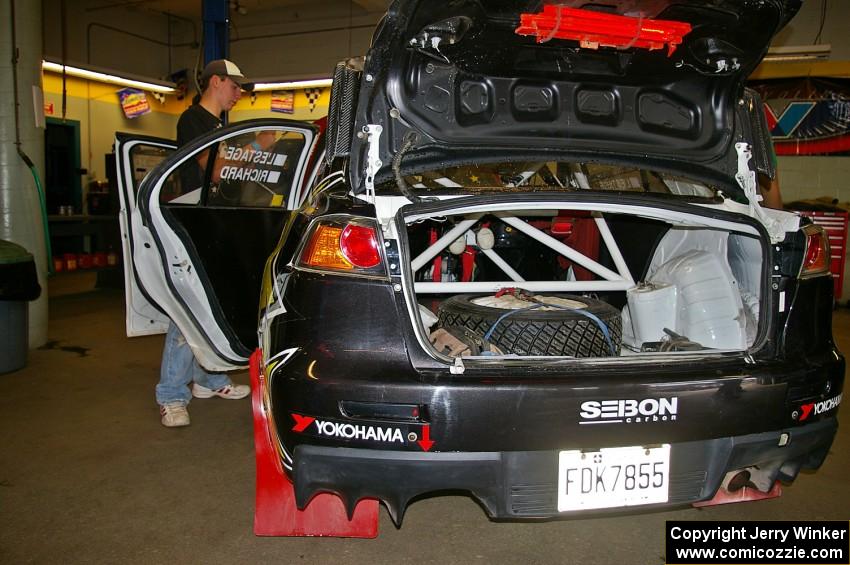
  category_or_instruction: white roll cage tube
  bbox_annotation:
[410,211,636,294]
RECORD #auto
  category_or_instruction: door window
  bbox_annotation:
[131,144,173,188]
[159,129,308,208]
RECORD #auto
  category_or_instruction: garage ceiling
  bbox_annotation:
[84,0,390,20]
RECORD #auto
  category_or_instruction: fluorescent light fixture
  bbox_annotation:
[42,60,177,94]
[764,44,831,63]
[252,78,333,91]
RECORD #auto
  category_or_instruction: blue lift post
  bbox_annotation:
[202,0,228,63]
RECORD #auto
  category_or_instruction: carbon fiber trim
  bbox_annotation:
[326,59,363,165]
[325,62,345,162]
[744,88,777,180]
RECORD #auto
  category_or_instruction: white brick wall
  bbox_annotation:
[778,156,850,203]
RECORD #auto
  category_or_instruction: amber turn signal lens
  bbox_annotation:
[301,224,354,270]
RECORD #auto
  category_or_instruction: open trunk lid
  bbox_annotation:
[348,0,799,193]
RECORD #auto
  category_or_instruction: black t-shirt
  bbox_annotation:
[176,104,221,191]
[177,103,221,147]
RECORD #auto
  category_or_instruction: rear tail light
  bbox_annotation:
[340,224,382,268]
[298,216,386,276]
[799,224,831,279]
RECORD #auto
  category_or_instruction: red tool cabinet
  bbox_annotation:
[799,211,849,300]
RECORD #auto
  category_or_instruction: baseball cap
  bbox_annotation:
[200,59,254,91]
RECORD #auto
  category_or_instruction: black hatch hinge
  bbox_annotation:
[384,238,402,280]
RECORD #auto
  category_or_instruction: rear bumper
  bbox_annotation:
[292,418,837,524]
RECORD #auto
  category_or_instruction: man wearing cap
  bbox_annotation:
[174,59,255,189]
[157,59,254,428]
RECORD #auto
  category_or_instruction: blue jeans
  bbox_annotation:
[156,322,231,405]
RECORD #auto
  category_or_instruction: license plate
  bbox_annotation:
[557,444,670,512]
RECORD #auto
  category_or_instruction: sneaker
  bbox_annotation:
[160,402,190,427]
[192,382,250,400]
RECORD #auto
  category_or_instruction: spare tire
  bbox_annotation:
[437,293,621,357]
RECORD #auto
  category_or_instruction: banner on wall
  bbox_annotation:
[117,88,151,119]
[750,78,850,156]
[304,88,325,113]
[271,91,294,114]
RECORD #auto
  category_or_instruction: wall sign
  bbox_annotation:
[752,78,850,156]
[117,88,151,119]
[304,88,324,113]
[271,91,294,114]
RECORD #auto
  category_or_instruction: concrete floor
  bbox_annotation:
[1,288,848,564]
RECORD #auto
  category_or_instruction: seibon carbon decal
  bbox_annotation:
[579,397,679,425]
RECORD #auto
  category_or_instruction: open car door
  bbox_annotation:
[128,118,321,371]
[115,133,176,336]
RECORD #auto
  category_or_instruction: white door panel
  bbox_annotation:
[130,215,244,371]
[115,136,174,337]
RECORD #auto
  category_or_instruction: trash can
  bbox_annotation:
[0,240,41,374]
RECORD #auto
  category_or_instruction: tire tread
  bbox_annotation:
[437,294,622,357]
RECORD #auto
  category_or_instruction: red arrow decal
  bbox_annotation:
[799,403,814,422]
[417,424,435,452]
[291,413,315,432]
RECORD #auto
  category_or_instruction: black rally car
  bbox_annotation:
[119,0,843,525]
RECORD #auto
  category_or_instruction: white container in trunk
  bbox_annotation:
[625,282,678,345]
[651,249,747,350]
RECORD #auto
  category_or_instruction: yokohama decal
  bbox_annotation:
[291,413,408,445]
[291,413,315,432]
[316,420,404,443]
[799,394,842,422]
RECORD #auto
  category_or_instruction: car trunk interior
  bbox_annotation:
[393,198,767,362]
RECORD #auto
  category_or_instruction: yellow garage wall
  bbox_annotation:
[43,73,183,181]
[42,72,329,183]
[230,89,330,122]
